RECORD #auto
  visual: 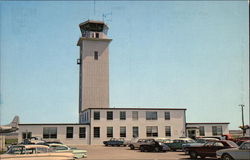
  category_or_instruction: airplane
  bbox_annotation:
[0,116,19,133]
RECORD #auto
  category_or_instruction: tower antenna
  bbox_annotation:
[93,0,96,17]
[102,12,112,24]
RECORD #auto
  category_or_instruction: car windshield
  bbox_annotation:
[227,141,239,148]
[7,146,24,154]
[240,142,250,150]
[196,139,206,143]
[187,140,195,143]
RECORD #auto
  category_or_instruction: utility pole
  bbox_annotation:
[239,104,245,136]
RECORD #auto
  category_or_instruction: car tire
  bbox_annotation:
[154,147,160,152]
[140,146,145,152]
[130,145,135,150]
[189,151,198,159]
[222,153,234,160]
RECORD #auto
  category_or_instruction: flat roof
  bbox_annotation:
[81,107,186,112]
[79,20,107,27]
[19,123,89,126]
[187,122,230,125]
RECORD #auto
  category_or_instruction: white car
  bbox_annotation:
[216,140,250,160]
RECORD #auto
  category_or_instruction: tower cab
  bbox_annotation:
[79,20,109,39]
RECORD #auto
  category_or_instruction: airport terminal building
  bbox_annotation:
[18,20,229,145]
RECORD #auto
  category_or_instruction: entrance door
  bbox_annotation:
[188,130,196,139]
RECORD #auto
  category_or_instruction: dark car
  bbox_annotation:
[165,138,195,151]
[128,139,155,150]
[103,138,126,147]
[139,139,170,152]
[186,140,238,159]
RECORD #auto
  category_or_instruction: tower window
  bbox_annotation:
[94,51,98,60]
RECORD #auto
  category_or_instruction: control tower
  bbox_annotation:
[77,20,112,113]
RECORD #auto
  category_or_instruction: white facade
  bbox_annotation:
[19,108,187,145]
[80,108,187,145]
[18,124,89,145]
[186,123,229,138]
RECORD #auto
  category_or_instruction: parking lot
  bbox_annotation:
[74,145,217,160]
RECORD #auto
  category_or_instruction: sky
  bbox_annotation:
[0,1,249,130]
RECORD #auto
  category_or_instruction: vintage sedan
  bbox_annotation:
[165,138,195,151]
[216,140,250,160]
[182,138,219,154]
[139,139,170,152]
[49,143,87,158]
[128,138,155,150]
[103,138,126,146]
[0,145,75,160]
[186,140,238,159]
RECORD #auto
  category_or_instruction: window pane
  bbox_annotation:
[107,111,113,120]
[120,127,126,137]
[165,112,170,120]
[146,112,157,120]
[43,127,57,139]
[133,127,139,138]
[146,126,158,137]
[132,111,138,120]
[94,127,100,138]
[212,126,222,136]
[107,127,113,137]
[94,111,100,120]
[120,111,126,120]
[79,127,86,138]
[66,127,73,138]
[199,126,205,136]
[94,51,98,60]
[165,126,171,137]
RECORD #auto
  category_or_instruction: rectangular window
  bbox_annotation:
[120,126,126,137]
[94,111,100,120]
[107,111,113,120]
[212,126,223,136]
[199,126,205,136]
[43,127,57,139]
[133,127,139,138]
[132,111,138,120]
[79,127,86,138]
[120,111,126,120]
[146,112,157,120]
[165,112,170,120]
[165,126,171,137]
[94,51,98,60]
[94,127,100,138]
[95,32,99,38]
[146,126,158,137]
[22,132,32,139]
[107,127,113,138]
[66,127,74,138]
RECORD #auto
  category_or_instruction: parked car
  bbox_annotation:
[0,145,75,160]
[103,138,126,146]
[182,138,219,154]
[21,137,45,145]
[128,139,155,150]
[165,138,195,151]
[139,139,170,152]
[155,138,173,143]
[49,143,87,158]
[186,140,238,159]
[216,140,250,160]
